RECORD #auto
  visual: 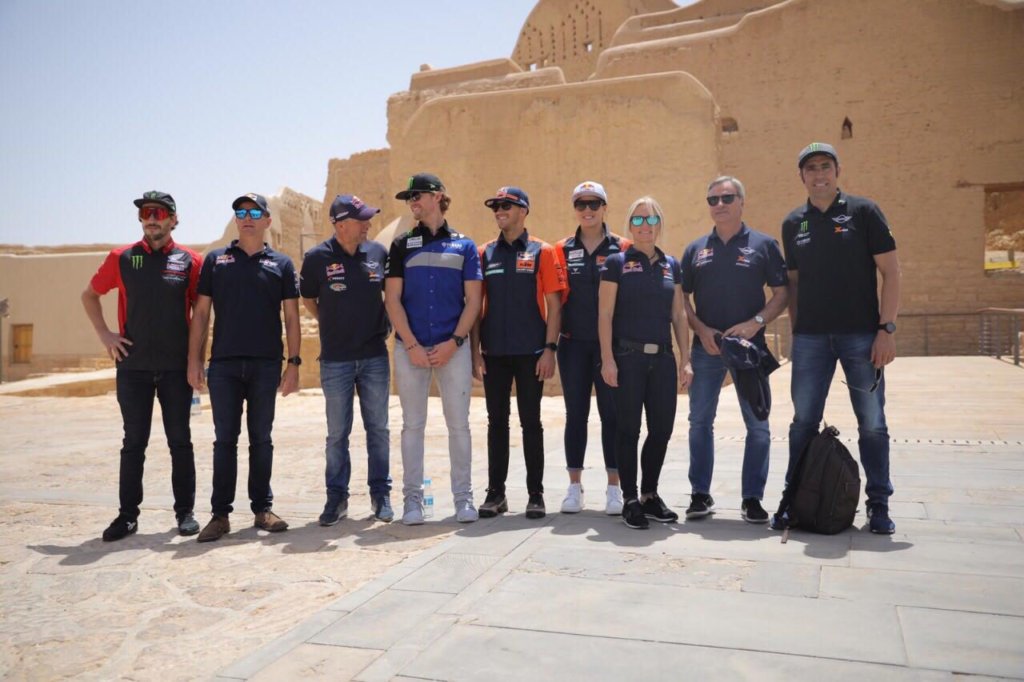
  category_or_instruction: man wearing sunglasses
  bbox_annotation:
[300,194,393,526]
[681,176,788,524]
[781,142,901,534]
[82,191,202,541]
[188,193,301,542]
[385,173,483,525]
[472,187,567,520]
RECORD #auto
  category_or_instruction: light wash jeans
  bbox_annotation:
[320,354,391,502]
[393,341,474,504]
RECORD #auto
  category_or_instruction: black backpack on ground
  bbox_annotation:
[772,425,860,536]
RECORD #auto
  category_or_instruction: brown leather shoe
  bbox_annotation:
[254,510,288,532]
[196,515,230,543]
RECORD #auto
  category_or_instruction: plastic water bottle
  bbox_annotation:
[423,477,434,519]
[190,390,201,416]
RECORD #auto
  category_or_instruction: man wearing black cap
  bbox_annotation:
[82,191,202,541]
[471,186,567,520]
[385,173,483,525]
[301,194,393,525]
[188,193,301,542]
[781,143,901,534]
[682,176,788,524]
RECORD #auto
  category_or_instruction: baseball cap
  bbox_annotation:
[798,142,839,169]
[484,186,530,212]
[330,194,380,222]
[571,181,607,203]
[133,191,176,213]
[395,172,446,200]
[231,192,271,214]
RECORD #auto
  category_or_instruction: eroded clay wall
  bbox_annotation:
[322,149,393,243]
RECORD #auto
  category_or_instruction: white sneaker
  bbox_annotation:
[605,485,624,515]
[455,499,479,523]
[560,483,583,513]
[402,498,424,526]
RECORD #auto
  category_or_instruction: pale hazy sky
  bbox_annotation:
[0,0,546,246]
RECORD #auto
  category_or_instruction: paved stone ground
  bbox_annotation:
[1,357,1022,680]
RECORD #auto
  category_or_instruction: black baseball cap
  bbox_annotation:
[484,186,530,212]
[395,173,445,200]
[231,192,270,215]
[133,191,176,213]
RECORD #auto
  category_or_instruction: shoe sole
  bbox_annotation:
[645,514,678,523]
[402,517,425,526]
[685,509,714,520]
[178,525,200,536]
[375,514,394,523]
[560,506,582,514]
[525,509,546,519]
[622,518,649,529]
[255,523,288,532]
[870,526,896,535]
[197,532,226,543]
[478,501,508,518]
[102,528,138,542]
[742,514,769,524]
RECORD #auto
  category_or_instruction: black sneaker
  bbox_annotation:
[867,503,896,534]
[685,493,715,520]
[318,498,348,526]
[177,512,200,536]
[525,493,546,519]
[640,494,678,523]
[621,499,649,529]
[102,515,138,542]
[478,489,508,518]
[741,498,769,524]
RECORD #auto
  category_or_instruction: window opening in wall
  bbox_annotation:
[841,117,853,139]
[721,117,739,134]
[984,183,1024,274]
[584,41,593,52]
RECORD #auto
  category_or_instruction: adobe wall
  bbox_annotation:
[321,149,394,243]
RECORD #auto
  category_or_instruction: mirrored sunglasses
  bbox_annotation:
[630,215,661,227]
[139,206,171,221]
[234,208,265,219]
[706,194,738,206]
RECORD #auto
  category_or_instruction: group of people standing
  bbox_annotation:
[84,141,900,544]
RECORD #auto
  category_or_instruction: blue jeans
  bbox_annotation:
[612,348,677,500]
[321,355,392,502]
[115,368,195,519]
[688,344,771,499]
[207,358,281,516]
[557,336,617,471]
[788,333,893,505]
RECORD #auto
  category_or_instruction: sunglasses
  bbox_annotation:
[630,215,661,227]
[405,191,433,203]
[139,206,171,221]
[574,199,604,211]
[490,201,517,212]
[706,194,738,206]
[843,368,883,394]
[234,208,265,219]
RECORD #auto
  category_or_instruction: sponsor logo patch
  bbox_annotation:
[516,252,535,273]
[131,254,144,269]
[622,260,643,274]
[407,236,423,249]
[329,282,347,292]
[326,263,344,277]
[567,248,585,261]
[216,254,235,265]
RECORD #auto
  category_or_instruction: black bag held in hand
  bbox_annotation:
[771,425,860,537]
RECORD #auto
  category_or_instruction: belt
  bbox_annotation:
[615,338,672,355]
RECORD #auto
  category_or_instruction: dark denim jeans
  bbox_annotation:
[115,368,195,519]
[321,355,392,502]
[483,354,545,495]
[207,358,281,516]
[788,333,893,505]
[557,336,617,472]
[612,348,677,500]
[687,344,771,499]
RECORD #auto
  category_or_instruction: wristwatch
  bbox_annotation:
[286,356,302,366]
[753,314,766,326]
[878,322,896,334]
[545,342,558,352]
[450,334,467,347]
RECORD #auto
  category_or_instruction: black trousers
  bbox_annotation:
[612,349,677,500]
[483,354,545,495]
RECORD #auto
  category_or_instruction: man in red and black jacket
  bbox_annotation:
[81,190,202,541]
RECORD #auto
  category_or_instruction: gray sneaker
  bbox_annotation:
[455,499,479,523]
[402,498,425,526]
[372,495,394,522]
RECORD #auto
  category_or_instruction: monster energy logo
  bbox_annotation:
[799,220,809,233]
[132,255,144,269]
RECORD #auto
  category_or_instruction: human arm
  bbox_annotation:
[672,285,693,389]
[536,292,561,379]
[682,290,720,355]
[81,285,132,361]
[598,280,618,387]
[384,277,430,368]
[280,298,301,396]
[470,312,485,381]
[427,280,482,368]
[301,297,319,319]
[722,285,789,340]
[187,295,212,390]
[871,250,901,368]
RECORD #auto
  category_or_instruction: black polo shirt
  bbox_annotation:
[781,190,896,334]
[300,237,388,362]
[198,240,299,361]
[479,230,567,356]
[557,225,631,341]
[681,223,788,344]
[601,246,680,345]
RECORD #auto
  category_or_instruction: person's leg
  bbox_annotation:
[436,343,474,504]
[686,345,726,495]
[155,369,196,518]
[355,354,392,499]
[733,366,772,500]
[836,333,893,506]
[557,337,590,479]
[393,343,430,503]
[787,334,838,484]
[483,354,515,496]
[207,359,244,517]
[591,340,620,480]
[244,359,281,514]
[639,352,677,497]
[115,369,156,521]
[512,354,545,495]
[321,360,357,504]
[612,351,645,500]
